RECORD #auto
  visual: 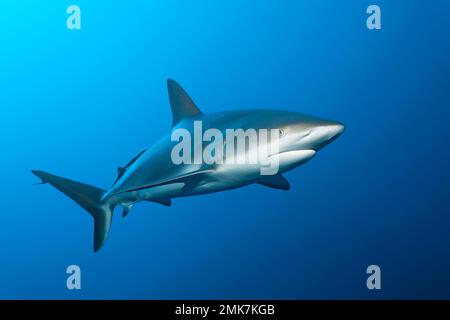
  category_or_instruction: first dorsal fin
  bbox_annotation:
[167,79,202,127]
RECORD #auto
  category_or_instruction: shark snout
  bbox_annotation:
[325,122,345,139]
[308,122,345,150]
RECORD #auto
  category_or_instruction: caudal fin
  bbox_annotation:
[31,170,115,252]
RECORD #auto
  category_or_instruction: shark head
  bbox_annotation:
[258,110,345,173]
[277,112,345,151]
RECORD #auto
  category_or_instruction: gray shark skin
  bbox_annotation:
[32,79,344,252]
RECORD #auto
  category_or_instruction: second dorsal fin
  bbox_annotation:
[167,79,202,127]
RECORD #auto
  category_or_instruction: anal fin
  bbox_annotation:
[122,203,133,217]
[146,198,172,207]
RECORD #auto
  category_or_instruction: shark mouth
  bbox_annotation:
[269,149,316,159]
[268,149,316,166]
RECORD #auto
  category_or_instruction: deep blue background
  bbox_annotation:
[1,0,449,299]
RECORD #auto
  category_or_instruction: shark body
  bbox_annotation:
[32,79,344,251]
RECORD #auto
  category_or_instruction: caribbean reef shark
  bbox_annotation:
[32,79,344,252]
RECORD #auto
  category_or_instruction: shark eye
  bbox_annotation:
[278,128,285,137]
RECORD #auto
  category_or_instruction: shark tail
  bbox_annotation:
[31,170,115,252]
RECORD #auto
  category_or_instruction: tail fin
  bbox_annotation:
[31,170,115,252]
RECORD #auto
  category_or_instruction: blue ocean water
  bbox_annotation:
[1,0,449,299]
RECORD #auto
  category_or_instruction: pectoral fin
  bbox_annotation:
[257,174,290,191]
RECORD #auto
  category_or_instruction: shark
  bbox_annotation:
[32,79,344,252]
